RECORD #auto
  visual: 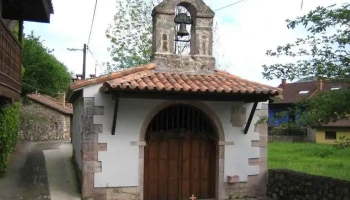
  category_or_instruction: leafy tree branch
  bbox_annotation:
[105,0,223,73]
[263,3,350,127]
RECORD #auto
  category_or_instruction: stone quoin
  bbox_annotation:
[67,0,282,199]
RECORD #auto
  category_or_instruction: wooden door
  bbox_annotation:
[144,104,218,200]
[180,135,216,199]
[144,134,216,200]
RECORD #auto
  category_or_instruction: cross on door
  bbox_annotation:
[190,194,196,200]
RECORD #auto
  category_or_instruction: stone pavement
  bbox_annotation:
[0,140,81,200]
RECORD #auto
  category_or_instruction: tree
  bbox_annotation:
[105,0,223,73]
[21,32,73,97]
[262,3,350,127]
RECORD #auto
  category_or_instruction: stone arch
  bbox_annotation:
[174,2,197,55]
[138,100,225,200]
[177,1,197,16]
[139,100,224,142]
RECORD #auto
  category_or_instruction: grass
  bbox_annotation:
[268,142,350,181]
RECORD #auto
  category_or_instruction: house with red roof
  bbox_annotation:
[269,78,350,144]
[67,1,282,199]
[19,93,73,141]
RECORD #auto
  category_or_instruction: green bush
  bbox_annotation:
[0,102,20,176]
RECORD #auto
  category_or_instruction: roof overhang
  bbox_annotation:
[2,0,54,23]
[103,88,276,103]
[67,63,283,103]
[67,88,83,104]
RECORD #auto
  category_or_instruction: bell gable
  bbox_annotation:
[151,0,216,74]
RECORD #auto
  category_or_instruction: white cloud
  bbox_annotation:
[23,0,347,86]
[205,0,348,86]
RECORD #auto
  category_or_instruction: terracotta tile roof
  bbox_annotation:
[70,64,156,91]
[69,63,282,97]
[27,94,73,115]
[271,81,350,104]
[102,69,282,95]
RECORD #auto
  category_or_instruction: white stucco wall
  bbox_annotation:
[81,85,263,187]
[72,96,83,170]
[205,102,261,182]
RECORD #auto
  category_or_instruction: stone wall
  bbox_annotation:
[306,128,316,142]
[268,135,306,143]
[268,169,350,200]
[81,97,107,200]
[19,101,71,141]
[151,0,216,74]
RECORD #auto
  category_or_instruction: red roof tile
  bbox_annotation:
[70,64,156,90]
[69,63,282,97]
[27,94,73,115]
[102,69,282,95]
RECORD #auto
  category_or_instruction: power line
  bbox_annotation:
[214,0,246,12]
[300,0,304,10]
[88,48,104,74]
[88,0,98,46]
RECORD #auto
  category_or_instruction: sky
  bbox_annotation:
[23,0,347,87]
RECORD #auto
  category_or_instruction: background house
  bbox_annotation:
[269,78,350,144]
[19,93,73,141]
[0,0,54,103]
[309,119,350,144]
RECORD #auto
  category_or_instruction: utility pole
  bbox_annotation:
[67,44,88,80]
[83,44,87,80]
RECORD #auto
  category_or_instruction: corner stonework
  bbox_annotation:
[250,103,268,198]
[82,97,108,200]
[225,103,269,199]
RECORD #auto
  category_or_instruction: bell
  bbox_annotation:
[177,23,189,37]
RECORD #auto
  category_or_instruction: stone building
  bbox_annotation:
[67,0,282,199]
[20,93,73,141]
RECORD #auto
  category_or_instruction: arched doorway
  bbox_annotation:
[144,104,218,200]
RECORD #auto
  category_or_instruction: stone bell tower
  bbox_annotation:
[151,0,216,74]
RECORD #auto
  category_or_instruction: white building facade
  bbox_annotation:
[68,1,281,199]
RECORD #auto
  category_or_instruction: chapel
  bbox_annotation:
[67,0,282,199]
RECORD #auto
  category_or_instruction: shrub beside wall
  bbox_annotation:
[268,169,350,200]
[268,135,306,143]
[0,102,20,176]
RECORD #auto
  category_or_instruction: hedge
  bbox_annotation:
[0,102,20,176]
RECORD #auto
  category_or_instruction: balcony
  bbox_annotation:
[0,19,22,102]
[2,0,54,23]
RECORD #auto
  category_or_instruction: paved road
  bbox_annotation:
[0,140,81,200]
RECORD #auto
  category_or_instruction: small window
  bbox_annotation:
[299,90,309,94]
[331,86,341,90]
[325,131,336,140]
